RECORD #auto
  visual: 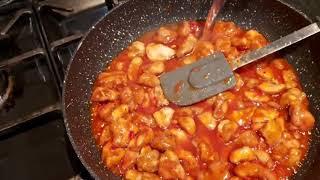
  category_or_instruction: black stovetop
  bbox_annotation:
[0,0,110,179]
[0,0,319,180]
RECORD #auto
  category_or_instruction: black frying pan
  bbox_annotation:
[63,0,320,179]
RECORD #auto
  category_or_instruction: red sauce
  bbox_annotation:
[91,21,315,179]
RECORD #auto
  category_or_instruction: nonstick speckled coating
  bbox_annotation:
[63,0,320,179]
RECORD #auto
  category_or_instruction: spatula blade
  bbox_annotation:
[160,52,236,106]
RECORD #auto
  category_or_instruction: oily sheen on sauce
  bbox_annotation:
[90,21,315,180]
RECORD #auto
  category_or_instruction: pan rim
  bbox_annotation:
[62,1,130,179]
[62,0,316,179]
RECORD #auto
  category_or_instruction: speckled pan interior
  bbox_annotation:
[63,0,320,179]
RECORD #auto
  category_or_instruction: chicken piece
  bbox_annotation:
[133,113,157,128]
[177,150,199,173]
[122,150,139,170]
[244,90,270,103]
[197,141,216,162]
[215,37,231,53]
[272,143,290,162]
[178,21,191,36]
[96,71,128,88]
[208,161,230,180]
[99,125,112,146]
[96,70,124,80]
[258,82,286,94]
[289,104,315,131]
[256,66,274,80]
[287,148,302,167]
[111,118,131,147]
[153,86,169,106]
[206,96,217,105]
[133,87,146,105]
[191,106,205,115]
[194,40,215,57]
[283,70,298,88]
[182,55,197,65]
[142,172,161,180]
[151,130,176,151]
[219,91,236,101]
[158,150,186,179]
[251,115,268,131]
[169,128,189,142]
[120,87,133,105]
[213,99,228,119]
[271,58,286,70]
[235,130,259,147]
[146,43,176,61]
[125,169,161,180]
[267,101,281,109]
[227,46,240,60]
[153,107,175,129]
[197,111,217,130]
[198,161,230,180]
[258,107,280,120]
[176,106,204,116]
[175,107,193,117]
[98,103,116,121]
[102,144,126,169]
[260,117,284,145]
[245,78,259,89]
[128,57,143,81]
[271,132,300,163]
[178,116,196,135]
[280,88,306,107]
[252,107,279,130]
[177,34,198,57]
[141,91,151,108]
[217,120,239,142]
[125,169,142,180]
[135,127,154,148]
[234,162,276,180]
[254,150,271,164]
[127,138,137,150]
[138,73,160,87]
[227,107,256,126]
[137,146,160,173]
[115,61,125,71]
[144,62,165,75]
[227,47,240,62]
[229,177,242,180]
[111,104,129,121]
[234,73,244,91]
[185,176,195,180]
[91,87,119,102]
[244,30,268,49]
[128,41,145,58]
[126,171,161,180]
[213,21,240,38]
[231,36,250,50]
[155,27,177,44]
[284,138,300,149]
[229,146,256,164]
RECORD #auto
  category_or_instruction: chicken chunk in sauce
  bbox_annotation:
[91,21,315,179]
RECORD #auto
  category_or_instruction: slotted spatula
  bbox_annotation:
[160,22,320,106]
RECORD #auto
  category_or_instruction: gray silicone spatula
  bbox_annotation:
[160,22,320,106]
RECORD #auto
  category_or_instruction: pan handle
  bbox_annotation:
[232,22,320,70]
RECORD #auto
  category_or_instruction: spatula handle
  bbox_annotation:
[232,22,320,70]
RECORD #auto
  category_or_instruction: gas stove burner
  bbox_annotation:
[0,0,14,7]
[0,70,13,109]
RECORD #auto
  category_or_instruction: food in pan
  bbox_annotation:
[90,21,315,179]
